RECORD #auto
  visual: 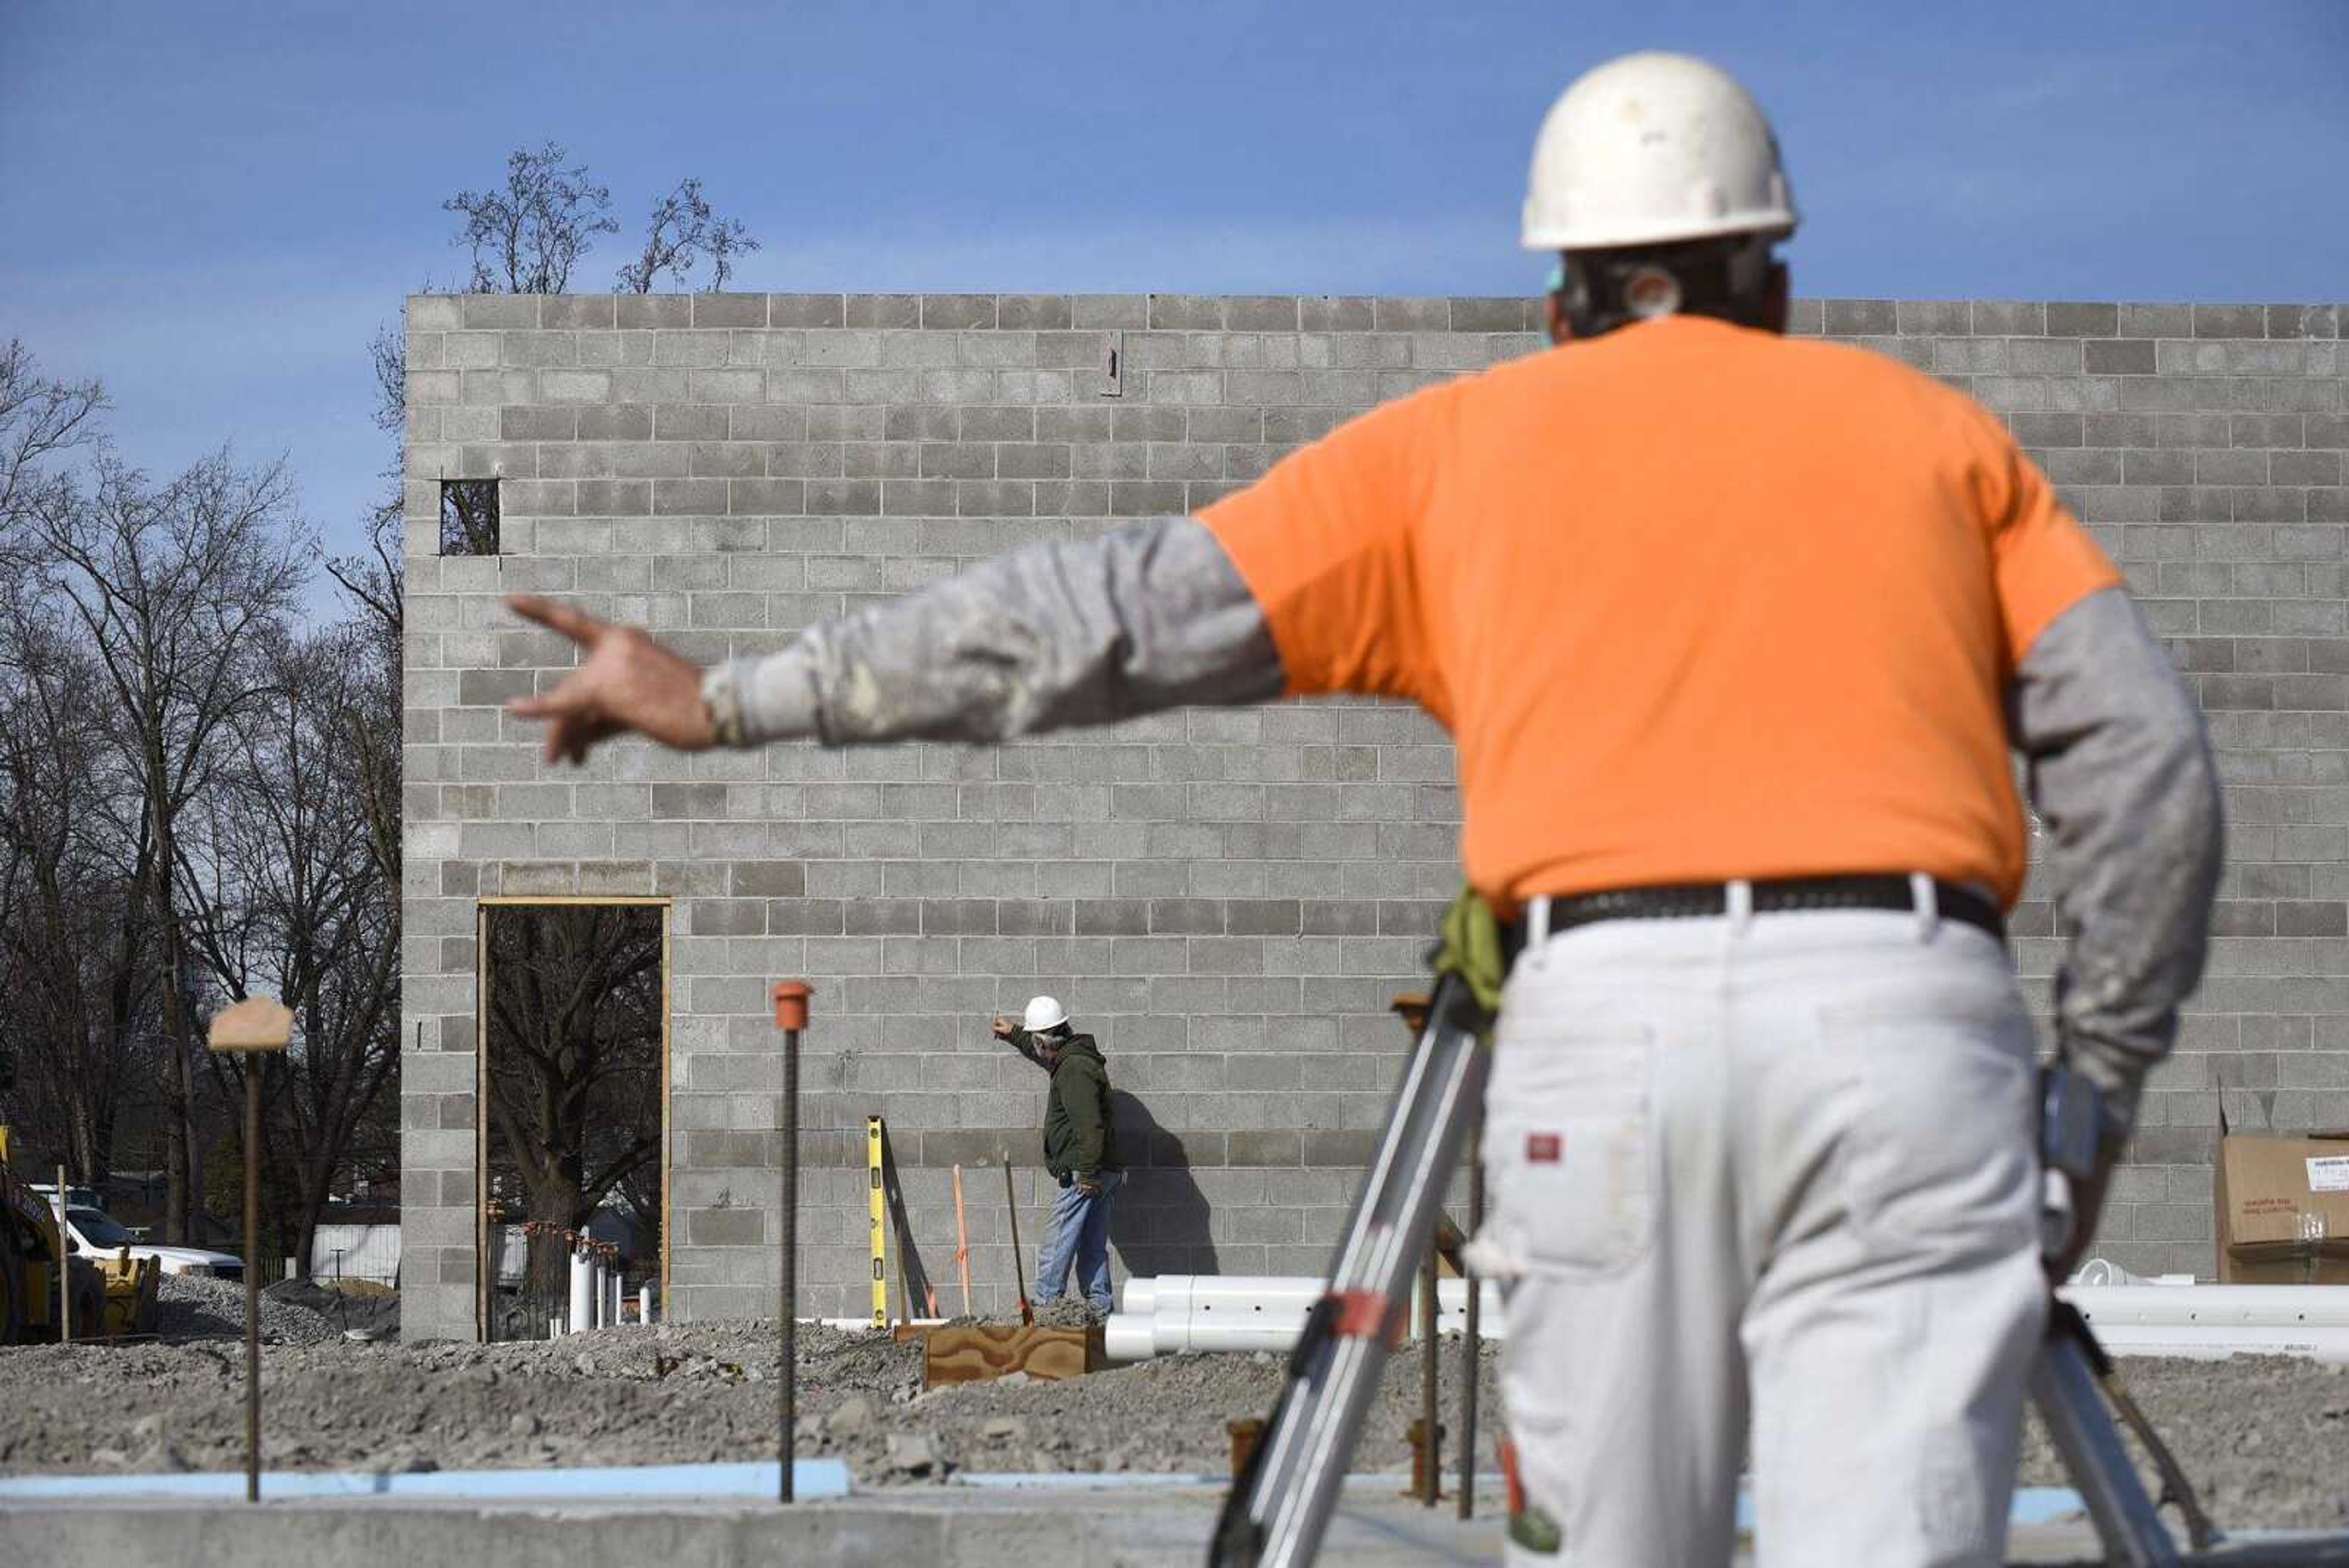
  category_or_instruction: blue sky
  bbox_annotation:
[3,2,2343,579]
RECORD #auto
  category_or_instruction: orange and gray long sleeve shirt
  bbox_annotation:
[702,316,2222,1137]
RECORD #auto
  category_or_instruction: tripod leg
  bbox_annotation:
[2030,1306,2180,1568]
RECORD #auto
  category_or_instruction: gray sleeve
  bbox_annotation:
[2006,585,2224,1138]
[699,515,1284,745]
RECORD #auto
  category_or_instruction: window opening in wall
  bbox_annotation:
[440,478,501,555]
[1100,329,1124,398]
[478,899,670,1342]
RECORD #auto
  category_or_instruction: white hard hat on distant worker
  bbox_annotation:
[1022,995,1069,1033]
[1521,51,1797,251]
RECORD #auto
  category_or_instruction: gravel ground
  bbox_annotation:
[2016,1355,2349,1529]
[148,1275,387,1346]
[1,1315,2342,1528]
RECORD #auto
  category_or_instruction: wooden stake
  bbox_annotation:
[952,1164,972,1317]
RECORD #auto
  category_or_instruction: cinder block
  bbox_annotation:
[1299,297,1375,332]
[1825,300,1899,336]
[2194,303,2266,339]
[686,368,765,403]
[1973,301,2046,336]
[408,295,463,332]
[922,294,997,329]
[763,294,842,328]
[459,295,538,329]
[845,294,921,329]
[694,293,767,328]
[617,295,693,329]
[998,294,1074,330]
[1898,300,1973,336]
[2046,302,2118,337]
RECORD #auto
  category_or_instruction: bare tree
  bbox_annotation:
[0,347,139,1173]
[185,622,399,1277]
[369,148,762,519]
[21,451,310,1240]
[0,600,157,1184]
[614,177,761,293]
[443,143,618,295]
[0,340,105,534]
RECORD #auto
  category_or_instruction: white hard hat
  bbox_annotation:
[1022,995,1069,1033]
[1521,52,1797,252]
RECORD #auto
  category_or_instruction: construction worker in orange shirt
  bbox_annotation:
[506,50,2221,1566]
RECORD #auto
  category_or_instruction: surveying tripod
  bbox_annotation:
[1211,973,2349,1568]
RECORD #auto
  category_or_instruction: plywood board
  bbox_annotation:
[921,1322,1104,1388]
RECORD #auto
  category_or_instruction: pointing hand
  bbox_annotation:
[503,596,717,765]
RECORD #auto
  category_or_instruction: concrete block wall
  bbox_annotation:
[401,291,2348,1338]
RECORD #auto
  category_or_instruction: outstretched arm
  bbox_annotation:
[507,515,1282,763]
[990,1016,1049,1070]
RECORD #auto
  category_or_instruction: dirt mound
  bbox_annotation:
[150,1274,343,1345]
[263,1278,402,1341]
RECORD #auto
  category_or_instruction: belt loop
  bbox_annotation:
[1910,872,1939,942]
[1725,878,1753,935]
[1528,896,1552,949]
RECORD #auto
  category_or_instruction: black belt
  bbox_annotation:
[1504,874,2005,959]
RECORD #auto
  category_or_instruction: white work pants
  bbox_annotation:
[1480,905,2046,1567]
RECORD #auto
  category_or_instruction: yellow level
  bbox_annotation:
[866,1115,888,1328]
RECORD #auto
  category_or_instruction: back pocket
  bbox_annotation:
[1481,1025,1656,1274]
[1818,987,2037,1262]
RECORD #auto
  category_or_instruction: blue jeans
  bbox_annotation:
[1034,1169,1123,1311]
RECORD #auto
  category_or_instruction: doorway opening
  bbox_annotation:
[475,897,670,1341]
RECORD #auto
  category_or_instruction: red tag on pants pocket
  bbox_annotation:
[1526,1131,1562,1163]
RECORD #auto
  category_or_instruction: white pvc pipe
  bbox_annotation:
[2068,1258,2195,1288]
[1105,1274,2349,1364]
[1105,1274,1505,1361]
[638,1284,652,1326]
[568,1250,591,1336]
[1127,1276,1323,1320]
[607,1269,620,1328]
[2087,1323,2349,1363]
[2061,1284,2349,1328]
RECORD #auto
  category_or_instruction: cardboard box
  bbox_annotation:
[2213,1130,2349,1284]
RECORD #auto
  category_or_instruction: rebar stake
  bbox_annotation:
[773,980,812,1504]
[205,995,289,1506]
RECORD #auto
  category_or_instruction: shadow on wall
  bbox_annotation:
[1107,1089,1220,1277]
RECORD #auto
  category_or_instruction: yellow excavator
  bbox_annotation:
[0,1127,160,1342]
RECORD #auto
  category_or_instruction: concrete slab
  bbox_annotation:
[0,1484,1481,1568]
[0,1481,2125,1568]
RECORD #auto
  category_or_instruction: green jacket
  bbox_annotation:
[1017,1030,1122,1183]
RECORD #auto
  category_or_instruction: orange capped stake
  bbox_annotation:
[773,977,812,1503]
